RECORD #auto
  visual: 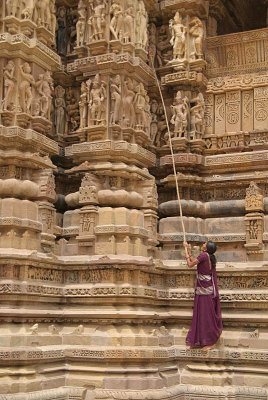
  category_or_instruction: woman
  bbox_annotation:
[183,241,222,351]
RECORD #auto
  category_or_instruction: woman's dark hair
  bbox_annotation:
[206,241,217,268]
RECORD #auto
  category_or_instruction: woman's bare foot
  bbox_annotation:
[201,345,214,351]
[186,346,195,350]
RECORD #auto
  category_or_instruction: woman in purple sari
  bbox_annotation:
[183,241,222,351]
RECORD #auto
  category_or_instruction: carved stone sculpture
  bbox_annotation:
[170,91,189,138]
[19,62,35,114]
[6,0,18,17]
[123,1,135,43]
[56,7,67,55]
[135,0,148,48]
[189,17,204,60]
[21,0,34,20]
[54,85,66,134]
[48,0,57,35]
[34,0,50,27]
[110,0,123,40]
[2,60,16,111]
[88,0,107,41]
[35,71,53,119]
[110,75,121,124]
[88,74,106,126]
[190,92,205,139]
[169,11,186,61]
[76,6,86,47]
[134,82,147,129]
[79,81,88,128]
[123,77,135,128]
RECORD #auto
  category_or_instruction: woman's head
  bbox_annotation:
[206,241,217,255]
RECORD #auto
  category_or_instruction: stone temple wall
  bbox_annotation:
[0,0,267,399]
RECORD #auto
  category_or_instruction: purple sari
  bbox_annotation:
[186,251,222,347]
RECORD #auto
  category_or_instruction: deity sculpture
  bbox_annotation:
[21,0,34,20]
[35,71,53,119]
[19,62,35,114]
[88,74,106,126]
[123,1,135,43]
[54,85,66,134]
[2,60,16,111]
[48,0,57,35]
[123,77,135,128]
[156,25,172,66]
[6,0,18,17]
[79,81,88,128]
[34,0,50,27]
[110,0,123,40]
[88,0,107,41]
[110,75,122,125]
[56,7,67,56]
[169,11,186,61]
[190,93,205,139]
[135,0,148,48]
[134,82,147,129]
[189,17,204,60]
[170,91,189,138]
[144,95,152,136]
[76,2,87,46]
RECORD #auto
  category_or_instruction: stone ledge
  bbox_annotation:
[0,32,61,71]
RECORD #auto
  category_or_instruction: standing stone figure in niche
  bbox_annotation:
[21,0,35,20]
[88,74,106,126]
[110,75,122,125]
[19,62,35,114]
[6,0,18,17]
[76,2,87,46]
[56,7,67,56]
[2,60,16,111]
[123,1,135,43]
[134,82,147,129]
[189,17,204,60]
[169,11,186,61]
[190,93,205,139]
[135,0,148,48]
[54,85,66,134]
[34,0,50,26]
[123,78,135,128]
[88,0,107,41]
[79,81,88,128]
[35,71,53,119]
[170,91,189,138]
[49,0,57,35]
[110,0,123,40]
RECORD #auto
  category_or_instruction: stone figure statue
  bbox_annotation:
[34,0,50,26]
[21,0,34,20]
[110,75,122,124]
[48,0,57,35]
[76,3,87,46]
[123,77,135,128]
[110,0,123,40]
[190,92,205,139]
[19,62,35,114]
[135,0,148,48]
[79,81,88,128]
[156,25,172,66]
[144,95,151,136]
[88,74,106,126]
[134,82,147,129]
[123,1,135,43]
[88,0,107,41]
[2,60,16,111]
[6,0,18,17]
[35,71,53,119]
[169,11,186,61]
[170,91,189,138]
[54,85,66,134]
[189,17,204,60]
[56,7,67,56]
[65,87,80,132]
